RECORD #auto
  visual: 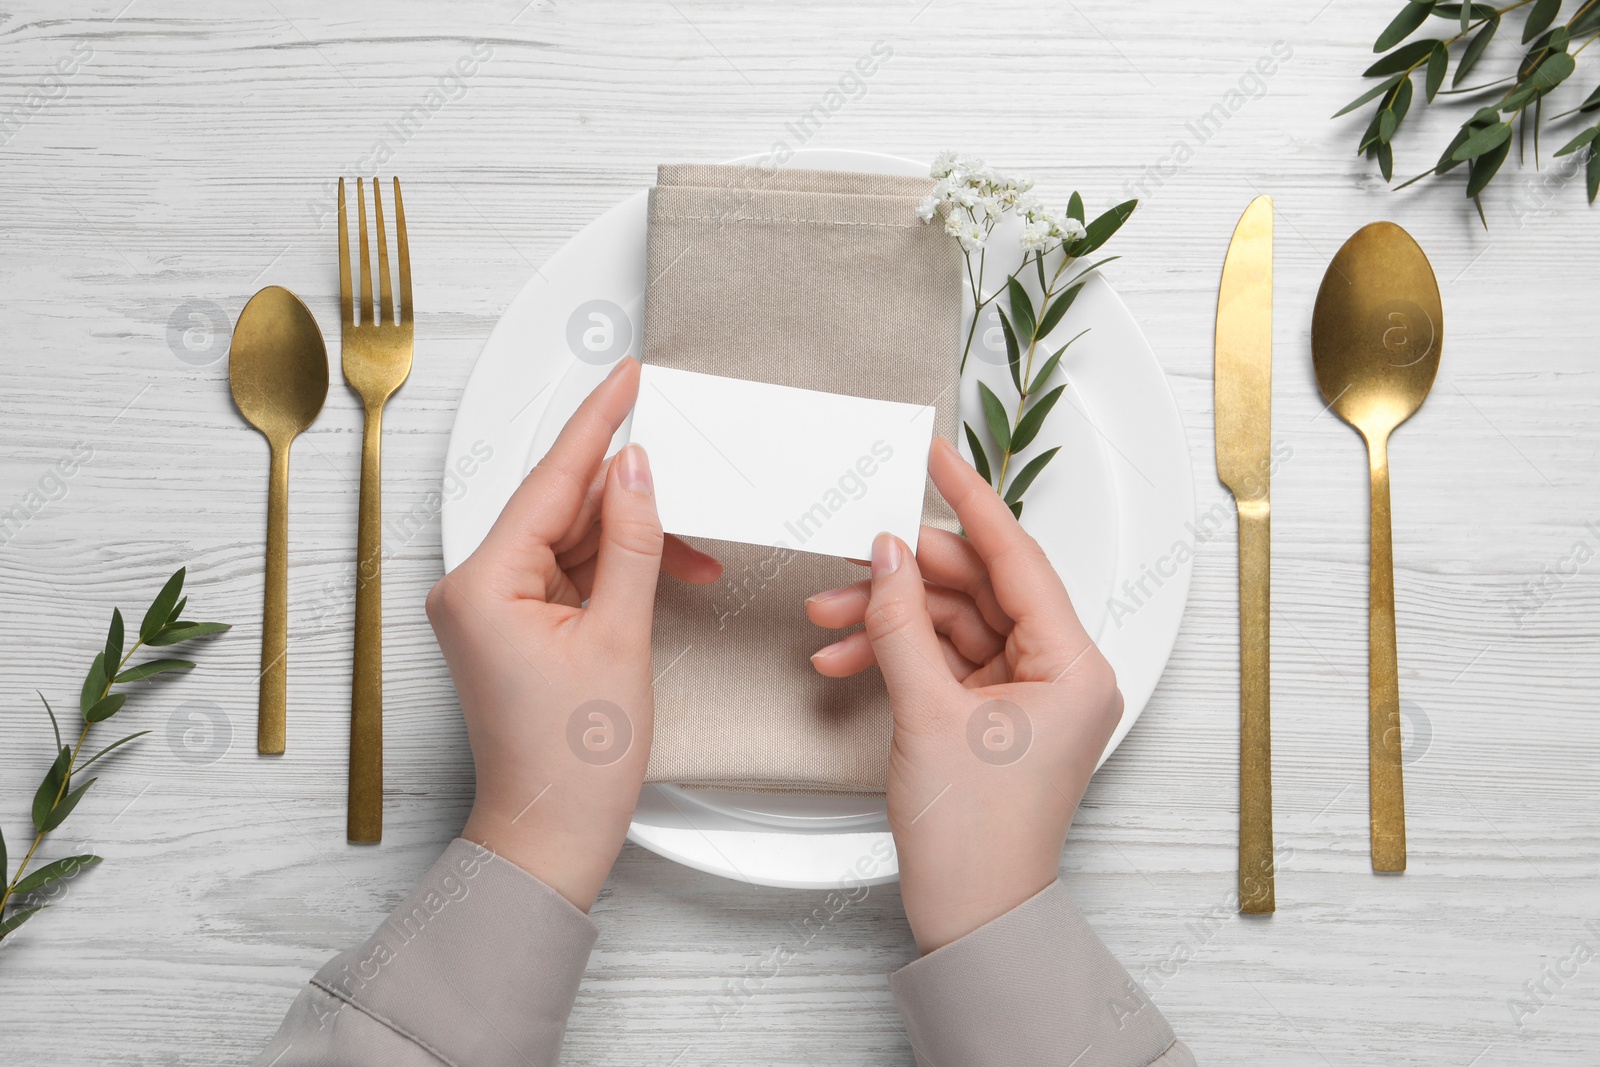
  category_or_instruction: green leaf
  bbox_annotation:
[1435,126,1473,173]
[1031,352,1065,394]
[0,904,47,938]
[113,657,196,683]
[39,691,61,752]
[1375,1,1435,52]
[1523,0,1561,42]
[977,381,1011,454]
[997,307,1022,394]
[1588,142,1600,202]
[1553,126,1599,155]
[1010,385,1066,454]
[31,746,70,832]
[1380,108,1399,143]
[1529,50,1576,93]
[1425,42,1448,101]
[1360,107,1387,152]
[104,609,124,677]
[1580,84,1600,112]
[140,567,186,643]
[79,730,150,771]
[1006,276,1036,343]
[1429,2,1494,19]
[147,621,230,647]
[42,777,95,832]
[963,423,992,484]
[1466,133,1512,196]
[1035,284,1080,341]
[1453,121,1513,159]
[1454,13,1499,86]
[79,652,107,718]
[1073,199,1137,256]
[167,595,187,627]
[1575,3,1600,33]
[1334,73,1405,117]
[1378,139,1395,181]
[1008,500,1024,520]
[1045,280,1088,332]
[1364,39,1440,76]
[1032,329,1089,393]
[85,692,126,723]
[1066,191,1084,223]
[1003,447,1061,505]
[1062,255,1121,285]
[11,854,100,896]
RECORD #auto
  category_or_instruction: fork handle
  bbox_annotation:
[349,404,385,842]
[1367,435,1406,872]
[258,442,290,755]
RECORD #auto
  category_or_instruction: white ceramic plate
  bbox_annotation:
[441,149,1193,889]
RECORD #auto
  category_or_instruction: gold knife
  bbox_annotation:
[1215,195,1275,914]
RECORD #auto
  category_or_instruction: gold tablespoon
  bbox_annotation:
[1311,222,1442,873]
[229,286,329,755]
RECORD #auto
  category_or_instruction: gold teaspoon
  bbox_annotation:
[1311,222,1442,873]
[229,286,329,755]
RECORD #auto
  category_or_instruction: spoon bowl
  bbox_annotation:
[1311,222,1441,874]
[229,286,328,755]
[1312,223,1441,441]
[231,287,329,443]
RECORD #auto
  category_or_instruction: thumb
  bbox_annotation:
[862,532,952,703]
[587,444,665,643]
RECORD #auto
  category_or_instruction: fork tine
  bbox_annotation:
[393,178,412,326]
[372,178,393,325]
[356,178,373,326]
[338,178,353,328]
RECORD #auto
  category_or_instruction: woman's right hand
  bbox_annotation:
[804,436,1124,954]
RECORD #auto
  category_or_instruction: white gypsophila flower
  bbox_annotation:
[945,212,984,252]
[1014,192,1044,218]
[1058,216,1088,242]
[980,195,1006,221]
[952,185,982,209]
[915,194,939,222]
[1019,219,1060,254]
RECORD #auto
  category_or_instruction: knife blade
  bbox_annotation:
[1215,194,1275,914]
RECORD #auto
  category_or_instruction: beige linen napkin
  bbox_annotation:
[640,163,961,792]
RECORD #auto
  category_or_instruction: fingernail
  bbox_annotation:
[618,444,652,494]
[811,641,845,663]
[806,586,849,605]
[871,532,900,580]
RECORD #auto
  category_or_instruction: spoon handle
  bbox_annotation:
[348,404,385,842]
[1367,437,1407,871]
[258,443,290,755]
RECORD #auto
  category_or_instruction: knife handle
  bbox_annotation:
[1236,500,1275,912]
[1367,437,1406,872]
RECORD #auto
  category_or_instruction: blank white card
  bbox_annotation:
[627,365,935,559]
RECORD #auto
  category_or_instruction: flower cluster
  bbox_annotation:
[916,152,1087,254]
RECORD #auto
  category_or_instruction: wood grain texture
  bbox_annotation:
[1,1,1597,1063]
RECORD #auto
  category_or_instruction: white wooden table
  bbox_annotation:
[2,2,1596,1063]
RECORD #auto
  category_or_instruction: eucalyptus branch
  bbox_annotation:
[1337,0,1600,223]
[919,155,1137,516]
[0,567,230,944]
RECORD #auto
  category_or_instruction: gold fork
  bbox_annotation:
[338,177,413,843]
